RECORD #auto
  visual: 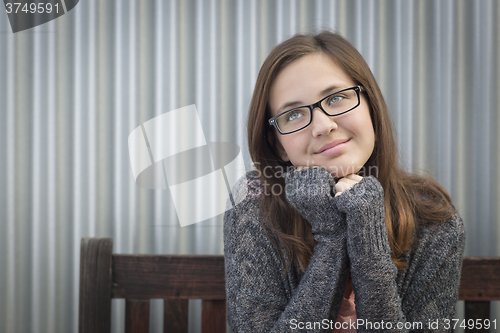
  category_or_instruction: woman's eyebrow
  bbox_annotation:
[277,101,303,114]
[319,84,345,97]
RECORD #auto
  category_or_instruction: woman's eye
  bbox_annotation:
[286,111,302,122]
[328,95,344,105]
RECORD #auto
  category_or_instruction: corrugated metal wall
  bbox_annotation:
[0,0,498,332]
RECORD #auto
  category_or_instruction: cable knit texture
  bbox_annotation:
[224,167,465,332]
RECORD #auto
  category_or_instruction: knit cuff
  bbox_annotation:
[284,166,344,238]
[335,176,391,256]
[335,176,384,212]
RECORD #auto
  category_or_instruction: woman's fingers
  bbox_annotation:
[345,174,363,182]
[335,174,363,197]
[335,179,352,196]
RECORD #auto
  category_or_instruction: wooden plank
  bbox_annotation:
[459,258,500,301]
[464,301,490,332]
[125,299,150,333]
[164,299,189,333]
[112,255,225,299]
[78,238,113,333]
[202,300,226,333]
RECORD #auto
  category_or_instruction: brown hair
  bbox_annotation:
[247,31,455,274]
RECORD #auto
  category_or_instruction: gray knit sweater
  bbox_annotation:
[223,167,465,332]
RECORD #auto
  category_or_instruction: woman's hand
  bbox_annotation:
[334,174,363,197]
[284,166,345,239]
[284,166,335,208]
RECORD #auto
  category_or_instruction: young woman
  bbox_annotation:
[224,31,465,332]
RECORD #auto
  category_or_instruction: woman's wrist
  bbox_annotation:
[335,176,391,257]
[284,166,345,237]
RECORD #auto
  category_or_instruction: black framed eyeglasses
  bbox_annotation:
[268,85,364,135]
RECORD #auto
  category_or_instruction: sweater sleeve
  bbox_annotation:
[335,176,465,332]
[224,168,349,332]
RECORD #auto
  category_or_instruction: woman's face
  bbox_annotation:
[269,53,375,178]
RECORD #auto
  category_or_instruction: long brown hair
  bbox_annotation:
[247,31,455,274]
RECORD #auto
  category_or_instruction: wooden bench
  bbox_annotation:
[79,238,500,333]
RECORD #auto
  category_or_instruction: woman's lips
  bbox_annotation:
[316,139,351,156]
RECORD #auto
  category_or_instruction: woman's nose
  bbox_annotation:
[311,107,338,137]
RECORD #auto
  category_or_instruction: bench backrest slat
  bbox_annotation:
[202,300,226,333]
[164,299,189,333]
[125,299,150,333]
